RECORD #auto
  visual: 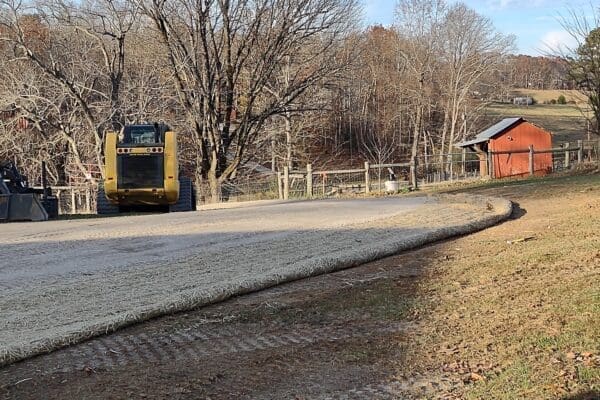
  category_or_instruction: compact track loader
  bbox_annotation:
[97,123,196,214]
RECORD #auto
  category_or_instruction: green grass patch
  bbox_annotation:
[530,334,560,351]
[467,361,533,400]
[577,365,600,385]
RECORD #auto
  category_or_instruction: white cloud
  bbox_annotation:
[485,0,547,11]
[539,30,578,52]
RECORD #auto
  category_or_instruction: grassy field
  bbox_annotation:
[419,171,600,398]
[511,89,588,105]
[484,102,591,143]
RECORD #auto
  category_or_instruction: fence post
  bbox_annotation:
[564,142,570,169]
[487,149,494,179]
[598,137,600,169]
[283,166,289,200]
[529,145,534,176]
[71,188,76,214]
[461,148,466,176]
[277,171,283,200]
[364,161,370,194]
[577,140,583,165]
[410,156,418,190]
[85,188,91,213]
[57,189,63,215]
[306,163,312,198]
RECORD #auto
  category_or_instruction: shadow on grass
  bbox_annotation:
[508,201,527,220]
[562,391,600,400]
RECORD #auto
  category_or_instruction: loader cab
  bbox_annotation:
[120,123,170,145]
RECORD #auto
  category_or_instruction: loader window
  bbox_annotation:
[133,132,155,144]
[123,125,161,144]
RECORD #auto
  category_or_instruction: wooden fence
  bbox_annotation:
[278,139,600,200]
[487,139,599,179]
[39,139,600,213]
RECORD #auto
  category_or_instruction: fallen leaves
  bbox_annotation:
[468,372,485,382]
[565,351,598,366]
[441,359,501,385]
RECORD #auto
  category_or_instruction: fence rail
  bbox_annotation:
[33,185,95,215]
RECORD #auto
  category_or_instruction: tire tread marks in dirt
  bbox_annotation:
[1,321,410,378]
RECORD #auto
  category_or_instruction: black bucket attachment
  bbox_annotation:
[0,193,49,222]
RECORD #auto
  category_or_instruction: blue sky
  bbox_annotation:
[363,0,595,55]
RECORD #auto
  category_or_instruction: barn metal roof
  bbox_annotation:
[456,117,524,148]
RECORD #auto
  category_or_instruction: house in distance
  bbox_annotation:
[456,117,553,179]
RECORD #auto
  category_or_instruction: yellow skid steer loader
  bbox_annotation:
[97,123,196,214]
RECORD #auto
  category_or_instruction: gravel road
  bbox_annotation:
[0,195,512,367]
[0,197,428,285]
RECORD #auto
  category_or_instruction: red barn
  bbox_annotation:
[457,117,553,178]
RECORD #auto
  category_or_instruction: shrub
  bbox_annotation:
[550,99,557,104]
[557,95,567,104]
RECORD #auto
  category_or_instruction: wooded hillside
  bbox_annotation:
[0,0,596,200]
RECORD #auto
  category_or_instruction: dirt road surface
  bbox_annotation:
[0,195,511,370]
[0,192,524,399]
[1,197,428,284]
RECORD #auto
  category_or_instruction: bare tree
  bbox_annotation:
[0,0,138,180]
[438,2,514,168]
[555,5,600,135]
[394,0,445,167]
[138,0,359,201]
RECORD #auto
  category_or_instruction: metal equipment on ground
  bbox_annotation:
[0,160,58,222]
[98,123,196,214]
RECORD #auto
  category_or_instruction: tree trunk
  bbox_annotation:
[447,107,459,173]
[271,137,277,172]
[208,169,220,203]
[438,106,450,167]
[208,146,221,202]
[284,112,293,169]
[410,104,422,165]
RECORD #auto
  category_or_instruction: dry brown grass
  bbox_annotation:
[484,102,591,143]
[511,89,588,105]
[399,172,600,398]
